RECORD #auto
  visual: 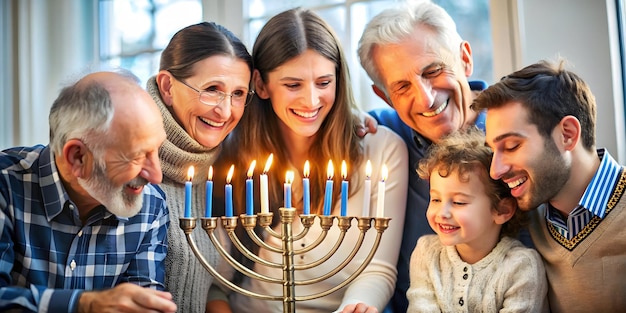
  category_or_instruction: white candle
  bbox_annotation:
[362,160,371,217]
[260,154,273,214]
[376,164,388,218]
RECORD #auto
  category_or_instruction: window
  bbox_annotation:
[98,0,203,86]
[97,0,492,110]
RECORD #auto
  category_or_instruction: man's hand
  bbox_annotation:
[355,110,378,137]
[78,283,177,313]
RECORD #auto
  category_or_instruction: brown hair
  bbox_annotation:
[417,128,526,238]
[219,8,363,218]
[159,22,252,79]
[472,59,596,151]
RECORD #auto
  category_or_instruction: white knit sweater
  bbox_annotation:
[407,235,549,313]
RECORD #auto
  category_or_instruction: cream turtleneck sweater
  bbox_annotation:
[147,77,224,312]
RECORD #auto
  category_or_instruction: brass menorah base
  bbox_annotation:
[180,207,390,313]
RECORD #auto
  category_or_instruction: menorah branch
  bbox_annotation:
[180,211,391,313]
[179,218,282,300]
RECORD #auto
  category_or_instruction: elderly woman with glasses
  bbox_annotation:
[146,22,253,313]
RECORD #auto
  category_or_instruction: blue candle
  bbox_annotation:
[284,171,293,208]
[246,160,256,216]
[323,160,334,215]
[303,161,310,215]
[184,166,194,218]
[205,166,213,217]
[323,180,333,215]
[340,180,348,216]
[340,160,348,216]
[245,179,253,215]
[225,165,234,217]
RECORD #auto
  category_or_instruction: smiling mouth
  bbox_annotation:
[439,224,458,230]
[125,183,145,195]
[292,108,320,119]
[421,100,448,117]
[507,177,527,189]
[199,116,225,127]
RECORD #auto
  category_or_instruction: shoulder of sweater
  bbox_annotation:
[156,182,188,204]
[366,125,403,140]
[363,125,408,152]
[416,234,442,253]
[499,237,543,264]
[411,235,444,267]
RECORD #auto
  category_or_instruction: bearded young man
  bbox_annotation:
[474,60,626,313]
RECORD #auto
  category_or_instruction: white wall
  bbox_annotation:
[491,0,625,163]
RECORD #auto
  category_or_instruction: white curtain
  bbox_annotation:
[2,0,97,148]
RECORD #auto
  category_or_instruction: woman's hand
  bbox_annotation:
[205,299,232,313]
[340,302,379,313]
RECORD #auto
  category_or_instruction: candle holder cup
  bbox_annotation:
[179,208,391,313]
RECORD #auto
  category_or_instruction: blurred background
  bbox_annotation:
[1,0,624,164]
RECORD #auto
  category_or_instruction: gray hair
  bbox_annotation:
[357,0,463,95]
[49,68,140,156]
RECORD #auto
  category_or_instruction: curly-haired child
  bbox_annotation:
[407,128,549,312]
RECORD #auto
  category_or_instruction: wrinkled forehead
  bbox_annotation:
[373,32,458,86]
[408,24,458,62]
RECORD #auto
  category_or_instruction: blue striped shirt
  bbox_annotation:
[0,145,170,313]
[546,149,622,239]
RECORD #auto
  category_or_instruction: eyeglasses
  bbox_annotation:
[177,79,254,108]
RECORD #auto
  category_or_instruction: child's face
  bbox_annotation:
[426,168,503,261]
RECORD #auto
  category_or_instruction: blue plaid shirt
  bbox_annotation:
[0,145,170,313]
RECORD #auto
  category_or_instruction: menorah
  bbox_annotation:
[179,209,391,313]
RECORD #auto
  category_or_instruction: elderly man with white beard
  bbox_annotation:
[0,70,177,313]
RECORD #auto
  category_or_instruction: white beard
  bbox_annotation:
[78,159,146,218]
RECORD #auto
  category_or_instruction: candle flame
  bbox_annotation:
[247,160,257,178]
[187,166,195,181]
[381,164,388,182]
[341,160,347,180]
[326,160,334,179]
[208,166,213,181]
[365,160,372,179]
[285,170,294,184]
[226,165,235,184]
[303,160,310,178]
[263,154,273,173]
